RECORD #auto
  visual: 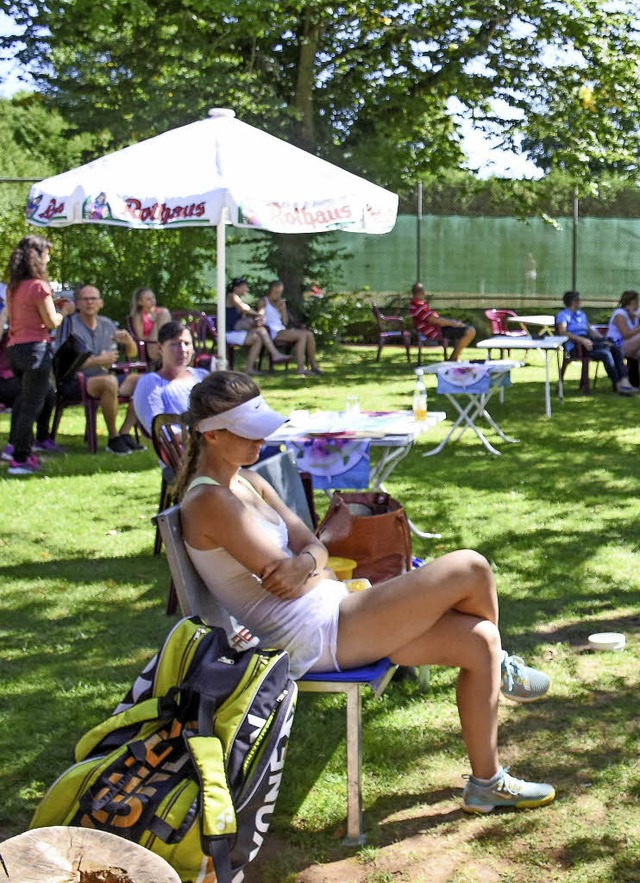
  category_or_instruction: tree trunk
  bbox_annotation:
[0,827,181,883]
[267,233,315,319]
[267,10,323,311]
[294,11,321,151]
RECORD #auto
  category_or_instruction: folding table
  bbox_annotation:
[476,335,567,417]
[267,410,446,488]
[506,314,556,335]
[418,360,522,456]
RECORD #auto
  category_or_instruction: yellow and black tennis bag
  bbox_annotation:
[31,617,297,883]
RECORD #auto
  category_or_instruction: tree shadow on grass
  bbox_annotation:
[250,674,639,881]
[0,552,175,831]
[536,611,640,647]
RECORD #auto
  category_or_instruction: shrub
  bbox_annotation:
[303,290,377,346]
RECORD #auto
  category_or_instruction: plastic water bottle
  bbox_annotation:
[413,370,428,422]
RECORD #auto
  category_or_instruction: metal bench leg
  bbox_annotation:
[343,683,365,845]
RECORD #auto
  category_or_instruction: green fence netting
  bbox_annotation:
[224,214,640,303]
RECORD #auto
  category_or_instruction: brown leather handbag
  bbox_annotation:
[316,491,412,584]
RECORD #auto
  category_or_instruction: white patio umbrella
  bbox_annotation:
[27,108,399,366]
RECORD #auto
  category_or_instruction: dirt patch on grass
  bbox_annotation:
[246,797,536,882]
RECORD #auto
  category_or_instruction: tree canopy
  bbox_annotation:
[0,94,92,281]
[3,0,639,187]
[1,0,639,302]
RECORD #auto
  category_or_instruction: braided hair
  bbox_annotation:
[175,371,260,499]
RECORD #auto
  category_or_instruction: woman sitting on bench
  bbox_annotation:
[177,371,555,815]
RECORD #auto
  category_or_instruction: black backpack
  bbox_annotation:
[31,617,297,883]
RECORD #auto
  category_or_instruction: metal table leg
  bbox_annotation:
[423,388,518,457]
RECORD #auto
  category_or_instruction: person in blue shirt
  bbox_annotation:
[606,290,640,360]
[132,320,210,435]
[555,291,637,395]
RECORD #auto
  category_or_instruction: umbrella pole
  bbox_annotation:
[216,211,227,369]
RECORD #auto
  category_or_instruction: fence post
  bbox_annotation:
[416,180,423,282]
[572,190,579,291]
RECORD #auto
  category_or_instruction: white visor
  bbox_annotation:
[196,395,287,439]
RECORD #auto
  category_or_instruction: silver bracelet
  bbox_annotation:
[303,549,319,579]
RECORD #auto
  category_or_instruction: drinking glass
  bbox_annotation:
[345,395,360,417]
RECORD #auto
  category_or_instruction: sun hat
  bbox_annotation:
[197,395,287,439]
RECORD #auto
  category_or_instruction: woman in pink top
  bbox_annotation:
[128,287,172,363]
[6,235,74,475]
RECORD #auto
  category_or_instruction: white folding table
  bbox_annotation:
[506,314,556,335]
[418,360,521,456]
[476,335,567,417]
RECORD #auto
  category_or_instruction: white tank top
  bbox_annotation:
[184,474,348,678]
[263,300,286,338]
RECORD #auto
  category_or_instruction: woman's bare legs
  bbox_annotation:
[621,333,640,360]
[336,550,502,778]
[256,326,289,361]
[274,328,319,372]
[405,611,500,778]
[276,328,306,372]
[244,331,264,374]
[245,328,288,372]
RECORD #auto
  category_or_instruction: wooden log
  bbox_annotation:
[0,826,181,883]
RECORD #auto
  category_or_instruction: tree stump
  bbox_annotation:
[0,827,181,883]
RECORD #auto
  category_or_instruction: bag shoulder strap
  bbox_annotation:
[74,696,170,761]
[57,314,73,345]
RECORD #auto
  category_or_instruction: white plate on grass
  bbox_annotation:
[588,632,626,652]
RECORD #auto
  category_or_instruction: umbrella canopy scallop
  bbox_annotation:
[27,108,398,235]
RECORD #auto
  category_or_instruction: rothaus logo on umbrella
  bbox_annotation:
[121,198,207,225]
[242,201,354,231]
[27,192,209,227]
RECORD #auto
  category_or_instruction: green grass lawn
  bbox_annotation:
[1,345,639,882]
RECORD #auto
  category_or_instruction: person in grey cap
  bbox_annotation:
[177,371,555,816]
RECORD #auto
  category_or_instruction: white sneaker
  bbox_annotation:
[462,767,555,814]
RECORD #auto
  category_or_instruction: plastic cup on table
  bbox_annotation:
[345,396,360,417]
[327,556,358,581]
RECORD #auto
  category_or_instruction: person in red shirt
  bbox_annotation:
[409,282,476,361]
[5,235,75,475]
